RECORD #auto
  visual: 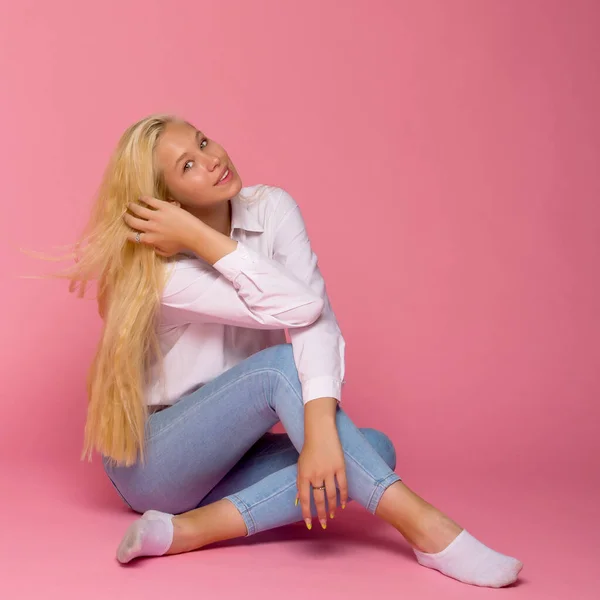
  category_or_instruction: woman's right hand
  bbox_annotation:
[123,196,202,257]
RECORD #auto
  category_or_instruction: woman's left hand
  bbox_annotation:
[296,420,348,530]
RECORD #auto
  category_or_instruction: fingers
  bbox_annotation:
[325,474,337,520]
[123,227,169,256]
[336,468,348,510]
[125,230,145,244]
[122,198,163,234]
[123,212,152,232]
[297,473,345,531]
[313,482,328,529]
[125,229,160,248]
[298,477,312,530]
[123,204,157,247]
[139,195,167,209]
[127,201,156,220]
[314,476,338,528]
[123,198,179,248]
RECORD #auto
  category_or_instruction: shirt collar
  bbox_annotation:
[177,193,264,259]
[230,193,264,233]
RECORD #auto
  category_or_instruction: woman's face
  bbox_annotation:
[155,121,242,208]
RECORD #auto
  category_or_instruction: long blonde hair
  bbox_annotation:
[24,114,186,467]
[23,114,271,467]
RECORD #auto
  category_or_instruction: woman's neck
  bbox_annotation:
[186,199,232,238]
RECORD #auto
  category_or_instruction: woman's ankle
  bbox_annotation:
[166,514,206,554]
[375,482,463,553]
[407,505,464,553]
[166,500,248,554]
[376,481,428,528]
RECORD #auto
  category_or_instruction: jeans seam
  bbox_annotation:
[344,449,398,512]
[104,471,134,510]
[277,372,400,513]
[226,494,257,536]
[229,478,299,536]
[247,445,297,460]
[244,478,298,513]
[270,367,303,405]
[146,367,289,444]
[366,472,402,513]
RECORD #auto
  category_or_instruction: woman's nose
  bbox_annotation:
[204,155,220,169]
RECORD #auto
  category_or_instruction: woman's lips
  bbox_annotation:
[216,167,232,185]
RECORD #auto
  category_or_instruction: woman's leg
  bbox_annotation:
[199,427,396,509]
[104,343,401,516]
[110,344,523,587]
[164,427,395,551]
[168,433,457,554]
[162,428,463,556]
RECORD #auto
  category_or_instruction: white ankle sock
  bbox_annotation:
[413,529,524,588]
[116,510,175,564]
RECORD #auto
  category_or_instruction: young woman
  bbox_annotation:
[60,114,522,587]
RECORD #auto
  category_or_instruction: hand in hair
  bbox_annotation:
[124,196,202,257]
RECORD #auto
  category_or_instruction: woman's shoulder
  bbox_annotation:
[237,183,300,227]
[237,182,292,208]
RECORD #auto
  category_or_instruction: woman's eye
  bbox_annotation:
[183,139,209,172]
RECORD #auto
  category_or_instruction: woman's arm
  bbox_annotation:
[161,220,325,329]
[270,188,349,528]
[271,187,346,406]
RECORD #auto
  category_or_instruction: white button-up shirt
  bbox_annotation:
[144,184,346,407]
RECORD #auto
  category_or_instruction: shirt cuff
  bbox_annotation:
[212,241,253,286]
[302,376,345,406]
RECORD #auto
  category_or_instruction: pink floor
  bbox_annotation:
[3,457,597,599]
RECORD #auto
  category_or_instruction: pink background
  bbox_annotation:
[2,0,599,598]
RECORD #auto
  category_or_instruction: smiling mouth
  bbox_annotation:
[216,167,231,185]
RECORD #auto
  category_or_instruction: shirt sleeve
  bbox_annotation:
[160,240,325,329]
[271,187,346,405]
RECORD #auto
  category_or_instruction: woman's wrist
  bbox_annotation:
[304,397,338,439]
[187,218,238,265]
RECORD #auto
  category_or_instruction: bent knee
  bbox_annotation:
[252,343,295,370]
[361,428,397,470]
[267,342,295,365]
[249,343,303,406]
[258,344,300,384]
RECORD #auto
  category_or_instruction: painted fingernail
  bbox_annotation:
[342,502,346,509]
[330,511,335,519]
[320,519,327,529]
[295,496,299,506]
[305,519,312,530]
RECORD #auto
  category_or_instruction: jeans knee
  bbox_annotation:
[255,343,294,366]
[361,428,397,470]
[260,344,299,382]
[254,343,302,403]
[271,342,295,365]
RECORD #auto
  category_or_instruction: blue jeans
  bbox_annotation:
[102,343,402,536]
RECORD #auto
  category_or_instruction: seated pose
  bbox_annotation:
[63,114,522,588]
